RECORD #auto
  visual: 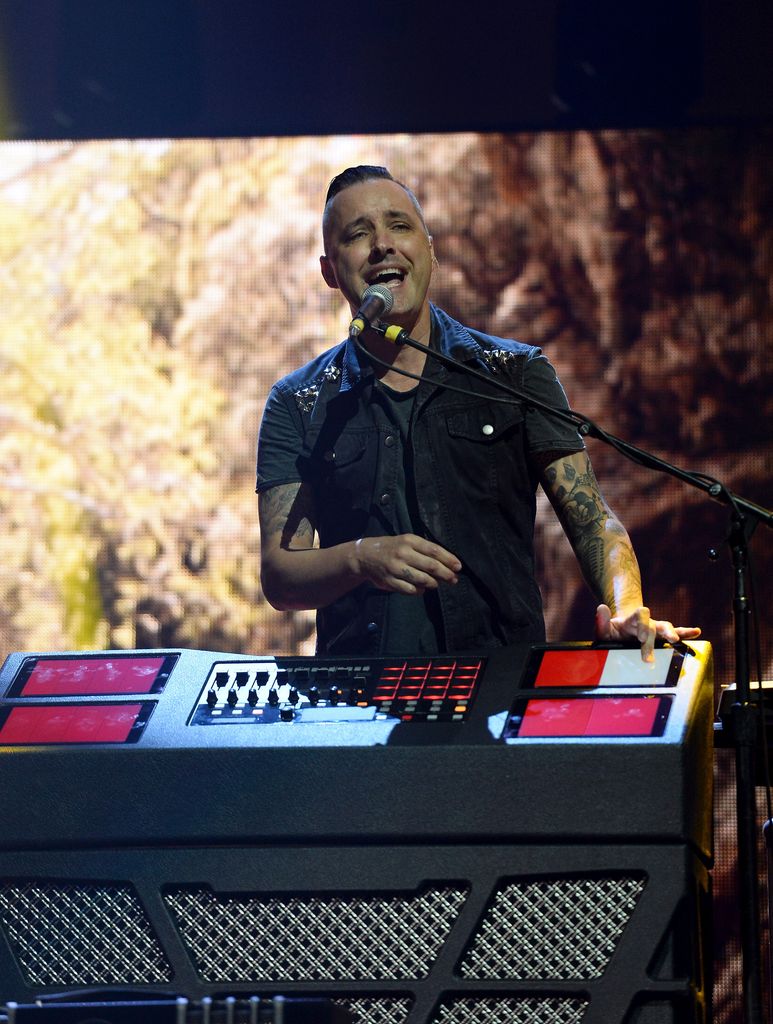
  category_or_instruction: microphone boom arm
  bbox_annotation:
[371,316,771,1023]
[372,321,773,527]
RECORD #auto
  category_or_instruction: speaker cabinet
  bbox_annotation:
[0,842,709,1023]
[0,642,714,1022]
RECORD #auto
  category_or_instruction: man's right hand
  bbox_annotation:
[260,483,462,610]
[351,534,461,594]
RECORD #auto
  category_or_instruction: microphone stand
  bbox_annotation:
[367,321,773,1024]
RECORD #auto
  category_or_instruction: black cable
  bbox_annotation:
[352,334,532,406]
[354,329,740,502]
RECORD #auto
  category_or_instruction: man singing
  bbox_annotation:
[257,165,699,658]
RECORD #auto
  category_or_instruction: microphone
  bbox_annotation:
[349,284,394,337]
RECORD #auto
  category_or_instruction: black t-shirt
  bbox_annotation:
[374,378,445,654]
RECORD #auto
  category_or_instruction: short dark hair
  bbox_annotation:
[322,165,427,252]
[324,165,397,206]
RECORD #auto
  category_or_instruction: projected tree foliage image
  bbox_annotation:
[0,131,769,671]
[0,129,770,1020]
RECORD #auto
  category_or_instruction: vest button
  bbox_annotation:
[379,492,391,505]
[481,423,494,436]
[323,449,336,462]
[366,621,378,634]
[384,434,396,447]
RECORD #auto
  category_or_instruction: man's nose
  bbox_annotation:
[370,229,395,258]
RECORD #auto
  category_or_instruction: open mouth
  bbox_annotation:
[368,267,406,287]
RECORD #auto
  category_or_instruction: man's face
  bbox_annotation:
[320,178,435,331]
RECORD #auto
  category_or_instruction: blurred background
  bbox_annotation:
[0,3,770,1021]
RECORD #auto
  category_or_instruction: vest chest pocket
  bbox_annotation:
[439,403,531,498]
[445,403,525,443]
[302,427,370,481]
[318,432,368,471]
[311,431,382,509]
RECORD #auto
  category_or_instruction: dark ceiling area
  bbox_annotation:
[0,0,770,139]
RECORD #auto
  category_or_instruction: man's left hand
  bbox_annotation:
[595,604,702,663]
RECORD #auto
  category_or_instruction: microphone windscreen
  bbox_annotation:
[360,283,394,314]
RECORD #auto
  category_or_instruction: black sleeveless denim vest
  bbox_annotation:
[273,306,582,655]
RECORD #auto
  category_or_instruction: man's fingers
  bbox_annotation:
[411,551,460,583]
[596,604,701,662]
[355,535,461,593]
[392,537,461,584]
[391,554,459,593]
[391,564,437,594]
[652,620,702,643]
[412,539,462,574]
[594,604,613,637]
[639,617,656,663]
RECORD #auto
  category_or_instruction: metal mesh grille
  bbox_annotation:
[431,996,589,1023]
[333,996,413,1024]
[164,885,468,982]
[460,874,645,980]
[0,881,172,985]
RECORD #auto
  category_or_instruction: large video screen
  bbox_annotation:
[0,128,769,1022]
[0,131,769,679]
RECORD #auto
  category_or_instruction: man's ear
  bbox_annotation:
[320,255,339,290]
[429,236,439,269]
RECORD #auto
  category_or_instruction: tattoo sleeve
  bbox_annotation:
[259,482,317,550]
[543,452,642,612]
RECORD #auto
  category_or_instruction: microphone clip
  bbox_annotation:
[368,322,408,345]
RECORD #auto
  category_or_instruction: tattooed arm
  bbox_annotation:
[258,481,461,610]
[540,451,700,660]
[541,451,643,612]
[259,481,353,610]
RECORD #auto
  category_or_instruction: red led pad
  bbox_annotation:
[534,649,609,688]
[0,704,145,745]
[373,660,482,701]
[518,697,663,738]
[533,648,676,689]
[371,658,483,720]
[20,656,167,696]
[586,697,662,736]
